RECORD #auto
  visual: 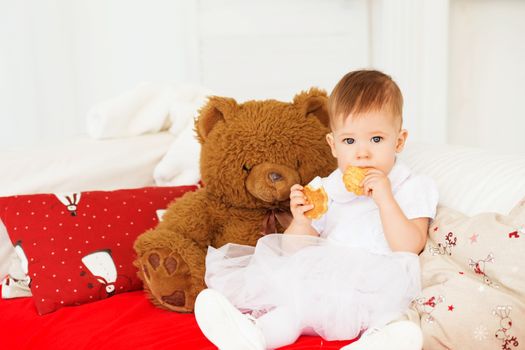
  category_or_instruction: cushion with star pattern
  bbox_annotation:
[407,198,524,349]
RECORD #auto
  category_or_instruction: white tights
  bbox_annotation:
[256,306,304,349]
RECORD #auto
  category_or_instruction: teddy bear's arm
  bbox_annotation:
[155,188,215,247]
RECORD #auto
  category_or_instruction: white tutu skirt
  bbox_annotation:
[205,234,421,341]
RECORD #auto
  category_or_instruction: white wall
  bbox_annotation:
[448,0,525,154]
[0,0,193,149]
[0,1,76,148]
[196,0,369,102]
[370,0,449,147]
[1,0,371,149]
[1,0,524,154]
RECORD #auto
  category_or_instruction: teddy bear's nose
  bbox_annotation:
[268,172,283,183]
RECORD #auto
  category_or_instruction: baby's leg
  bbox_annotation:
[256,306,302,349]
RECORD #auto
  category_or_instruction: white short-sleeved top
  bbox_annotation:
[311,160,439,254]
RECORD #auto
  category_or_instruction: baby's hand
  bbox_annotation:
[361,169,393,205]
[289,184,314,224]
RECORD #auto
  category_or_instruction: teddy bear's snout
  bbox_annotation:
[246,163,300,203]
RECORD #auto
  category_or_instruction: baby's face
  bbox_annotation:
[326,109,407,175]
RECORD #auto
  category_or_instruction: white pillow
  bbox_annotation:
[0,132,174,196]
[400,143,525,215]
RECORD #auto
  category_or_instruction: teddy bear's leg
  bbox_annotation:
[134,227,207,313]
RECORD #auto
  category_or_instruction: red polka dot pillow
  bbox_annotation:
[0,185,197,314]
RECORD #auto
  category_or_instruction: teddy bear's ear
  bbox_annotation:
[195,96,238,143]
[293,88,330,127]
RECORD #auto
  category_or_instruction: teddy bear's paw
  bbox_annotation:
[140,248,194,312]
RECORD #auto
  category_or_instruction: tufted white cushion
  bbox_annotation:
[400,143,525,216]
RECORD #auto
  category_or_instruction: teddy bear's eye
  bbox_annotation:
[243,164,252,172]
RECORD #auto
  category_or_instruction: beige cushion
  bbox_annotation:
[408,199,525,349]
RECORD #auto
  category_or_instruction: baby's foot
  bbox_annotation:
[340,320,423,350]
[195,288,266,350]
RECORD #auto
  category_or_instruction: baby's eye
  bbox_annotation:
[343,138,355,145]
[371,136,383,143]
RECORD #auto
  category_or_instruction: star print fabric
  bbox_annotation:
[408,199,525,349]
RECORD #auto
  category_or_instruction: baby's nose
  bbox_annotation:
[356,148,370,158]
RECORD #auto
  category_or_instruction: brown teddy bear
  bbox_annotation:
[133,88,336,312]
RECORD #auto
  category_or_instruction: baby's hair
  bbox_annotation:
[328,69,403,128]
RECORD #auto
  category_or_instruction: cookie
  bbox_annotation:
[303,176,328,220]
[342,166,369,196]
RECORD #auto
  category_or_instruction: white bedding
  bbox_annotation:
[2,137,525,216]
[400,143,525,216]
[0,132,175,196]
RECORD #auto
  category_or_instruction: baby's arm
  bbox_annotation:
[284,184,320,237]
[377,199,429,254]
[362,169,428,253]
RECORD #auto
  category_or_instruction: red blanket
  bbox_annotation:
[1,288,354,349]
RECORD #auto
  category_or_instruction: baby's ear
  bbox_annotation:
[293,88,330,127]
[195,96,238,143]
[395,129,409,153]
